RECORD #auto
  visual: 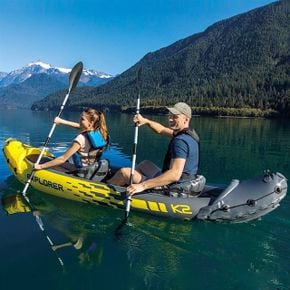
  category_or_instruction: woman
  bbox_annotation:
[34,108,109,177]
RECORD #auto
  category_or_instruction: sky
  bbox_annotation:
[0,0,276,75]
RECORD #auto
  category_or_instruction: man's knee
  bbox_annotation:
[119,167,130,178]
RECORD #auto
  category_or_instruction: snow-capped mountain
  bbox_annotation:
[0,61,114,109]
[0,61,113,88]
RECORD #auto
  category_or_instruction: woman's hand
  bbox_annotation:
[34,164,42,170]
[54,117,64,125]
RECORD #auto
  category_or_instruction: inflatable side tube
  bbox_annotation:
[196,179,239,220]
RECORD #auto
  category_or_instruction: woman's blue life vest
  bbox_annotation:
[72,131,110,169]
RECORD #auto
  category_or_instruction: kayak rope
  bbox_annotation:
[210,189,284,216]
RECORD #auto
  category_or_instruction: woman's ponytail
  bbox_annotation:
[98,112,108,141]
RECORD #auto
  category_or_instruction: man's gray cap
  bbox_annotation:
[167,102,192,118]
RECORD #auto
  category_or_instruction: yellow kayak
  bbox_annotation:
[3,138,287,222]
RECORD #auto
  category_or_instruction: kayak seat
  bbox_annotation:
[74,159,110,182]
[89,159,110,182]
[167,175,206,197]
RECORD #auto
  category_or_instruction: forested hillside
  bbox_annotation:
[32,0,290,117]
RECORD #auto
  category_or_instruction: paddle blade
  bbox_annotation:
[68,61,83,93]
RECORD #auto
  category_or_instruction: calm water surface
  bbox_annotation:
[0,110,289,290]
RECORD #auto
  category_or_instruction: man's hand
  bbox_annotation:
[133,114,148,126]
[127,182,147,195]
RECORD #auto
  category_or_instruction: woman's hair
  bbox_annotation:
[83,108,108,140]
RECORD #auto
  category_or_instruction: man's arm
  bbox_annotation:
[134,114,173,137]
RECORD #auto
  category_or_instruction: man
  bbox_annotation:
[108,102,200,195]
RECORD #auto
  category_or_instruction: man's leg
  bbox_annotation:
[107,167,143,186]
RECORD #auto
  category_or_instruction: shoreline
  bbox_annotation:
[121,106,282,119]
[14,104,287,118]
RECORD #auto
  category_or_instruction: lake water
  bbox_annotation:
[0,109,289,290]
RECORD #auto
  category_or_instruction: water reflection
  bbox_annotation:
[0,183,194,289]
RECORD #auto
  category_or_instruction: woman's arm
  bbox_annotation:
[34,142,81,170]
[54,117,80,129]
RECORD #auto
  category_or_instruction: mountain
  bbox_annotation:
[0,72,8,79]
[32,0,290,116]
[0,61,114,109]
[0,61,113,88]
[0,73,67,109]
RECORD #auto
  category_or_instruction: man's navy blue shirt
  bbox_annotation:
[162,133,199,182]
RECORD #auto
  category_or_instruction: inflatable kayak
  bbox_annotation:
[3,138,288,222]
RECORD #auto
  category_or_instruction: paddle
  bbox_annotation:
[125,67,142,219]
[115,67,142,236]
[22,61,83,198]
[20,61,83,267]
